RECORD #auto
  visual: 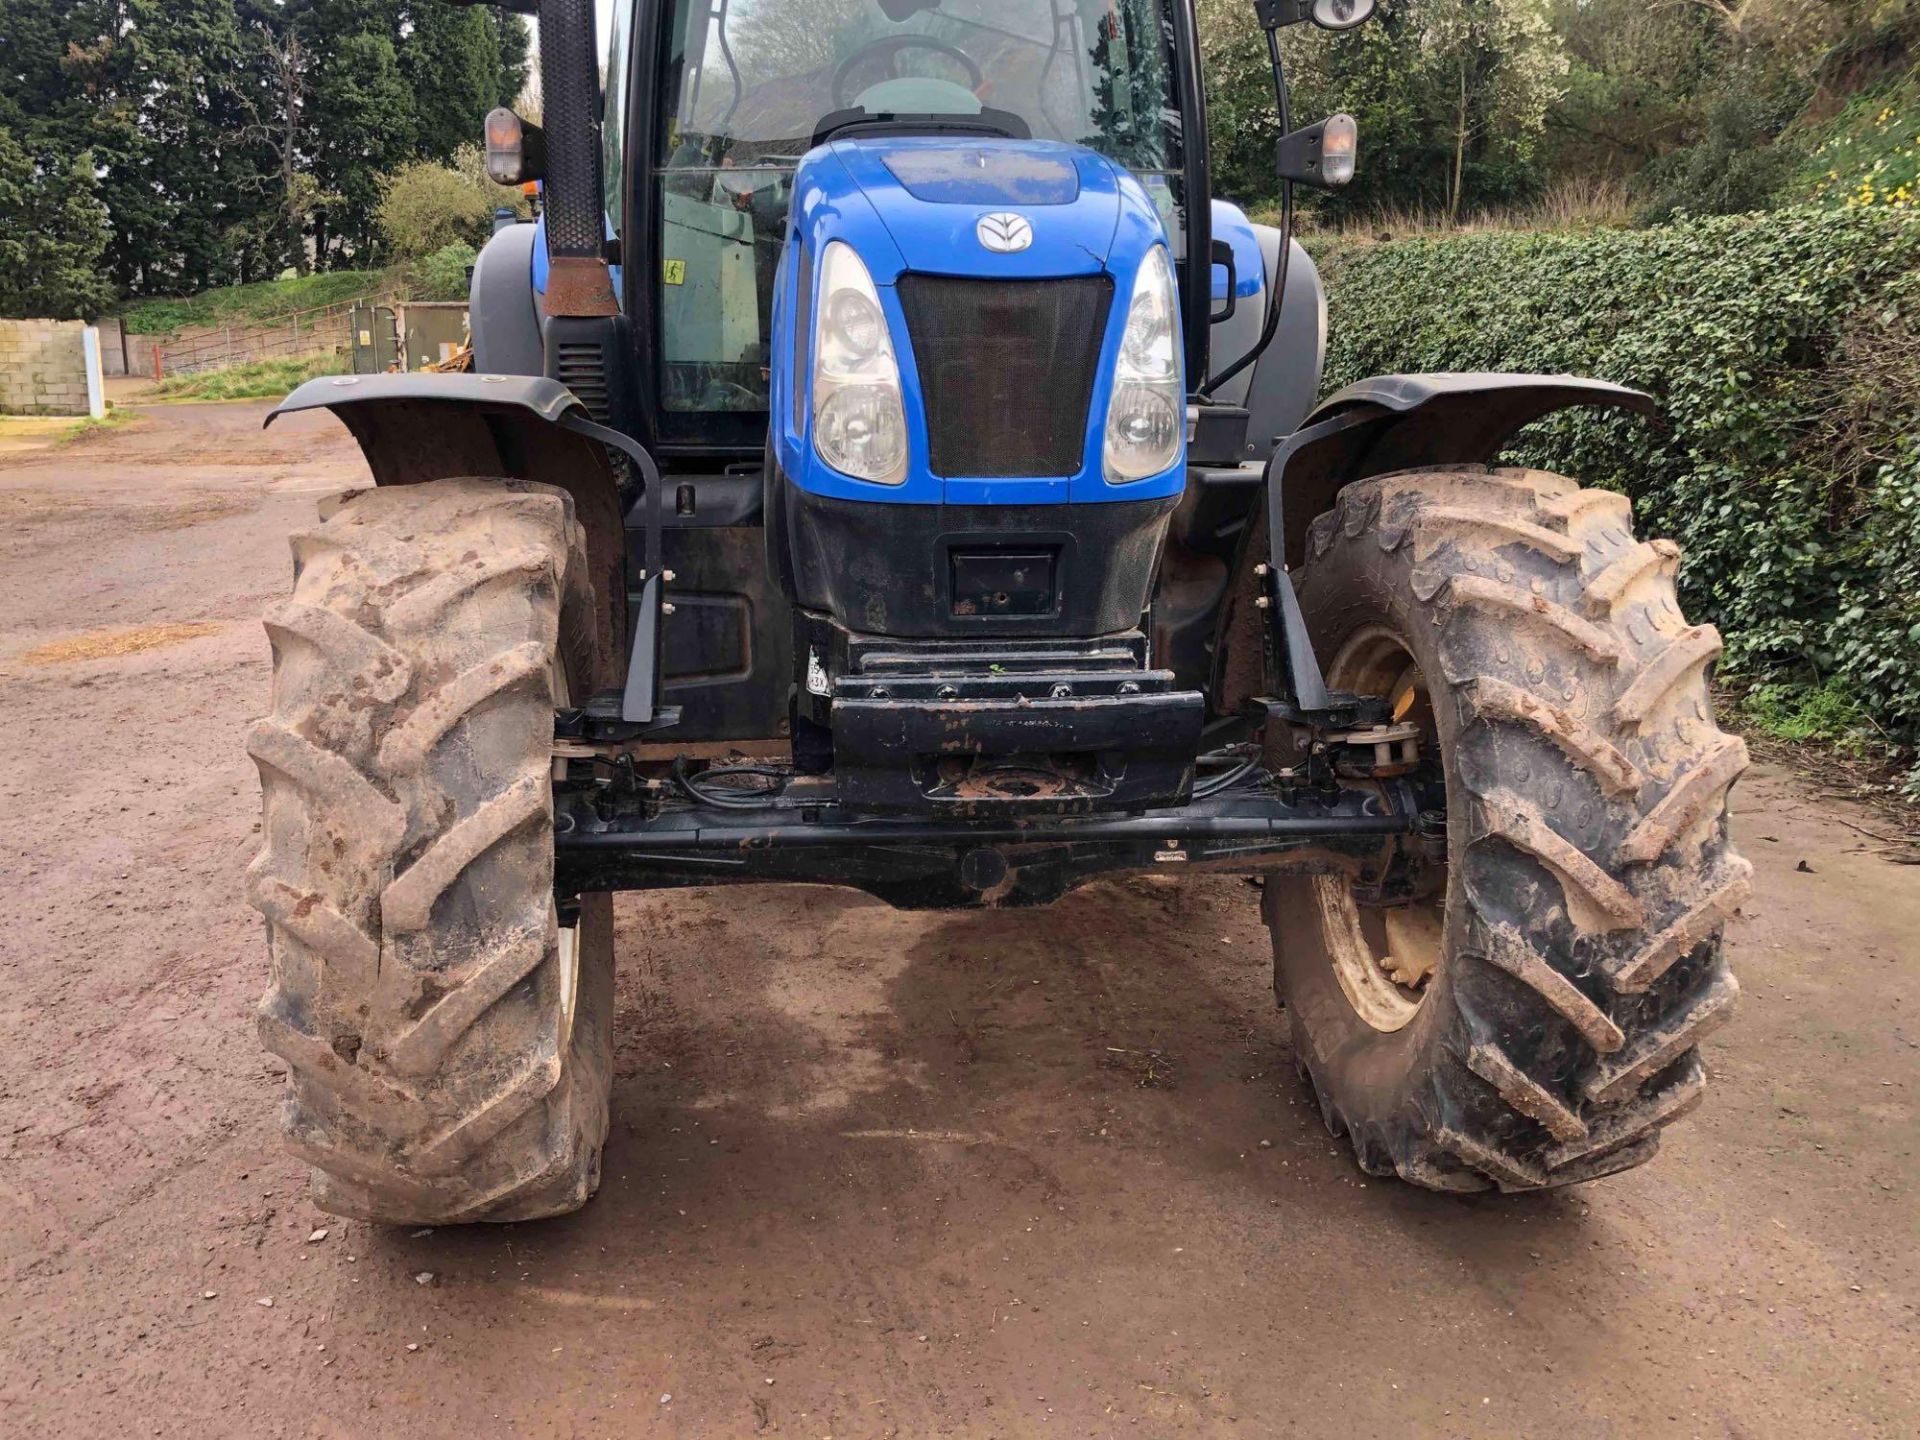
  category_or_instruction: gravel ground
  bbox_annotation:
[0,401,1913,1437]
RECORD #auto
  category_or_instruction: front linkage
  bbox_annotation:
[551,736,1440,910]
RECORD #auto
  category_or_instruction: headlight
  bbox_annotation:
[1104,246,1182,483]
[813,241,907,485]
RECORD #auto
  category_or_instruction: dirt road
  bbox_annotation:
[0,402,1913,1438]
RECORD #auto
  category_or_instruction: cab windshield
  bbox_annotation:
[663,0,1180,170]
[647,0,1183,414]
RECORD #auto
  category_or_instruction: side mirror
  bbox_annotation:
[1276,114,1359,188]
[1253,0,1377,30]
[484,108,547,186]
[1308,0,1377,29]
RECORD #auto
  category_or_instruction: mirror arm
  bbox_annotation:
[1201,24,1293,400]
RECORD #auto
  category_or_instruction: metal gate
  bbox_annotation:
[349,304,399,374]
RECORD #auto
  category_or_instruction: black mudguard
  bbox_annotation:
[1242,372,1658,712]
[1267,372,1657,570]
[266,373,665,720]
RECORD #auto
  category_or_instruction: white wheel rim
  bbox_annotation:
[550,653,581,1052]
[1316,626,1446,1035]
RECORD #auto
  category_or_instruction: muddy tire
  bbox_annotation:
[246,478,615,1224]
[1268,466,1750,1193]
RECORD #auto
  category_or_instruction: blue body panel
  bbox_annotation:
[880,147,1083,207]
[777,138,1186,507]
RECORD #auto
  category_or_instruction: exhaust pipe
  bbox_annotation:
[538,0,618,317]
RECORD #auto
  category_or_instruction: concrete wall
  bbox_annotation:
[94,317,129,377]
[0,320,101,416]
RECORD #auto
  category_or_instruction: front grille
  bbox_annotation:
[896,274,1113,478]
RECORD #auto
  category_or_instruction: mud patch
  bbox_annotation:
[20,622,223,665]
[0,491,257,531]
[124,495,259,531]
[0,491,92,516]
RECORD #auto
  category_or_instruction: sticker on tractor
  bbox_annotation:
[663,260,686,286]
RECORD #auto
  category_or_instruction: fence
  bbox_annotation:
[144,291,389,379]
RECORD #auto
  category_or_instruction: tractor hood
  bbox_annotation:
[772,135,1182,507]
[826,137,1127,277]
[790,137,1169,282]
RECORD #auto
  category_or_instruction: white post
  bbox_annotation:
[81,326,106,420]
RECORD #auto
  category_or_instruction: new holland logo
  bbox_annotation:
[976,212,1033,253]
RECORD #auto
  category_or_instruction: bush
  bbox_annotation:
[376,145,527,261]
[1635,88,1807,225]
[1316,206,1920,778]
[406,242,478,301]
[376,160,495,259]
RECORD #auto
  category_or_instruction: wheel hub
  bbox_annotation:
[1316,627,1448,1034]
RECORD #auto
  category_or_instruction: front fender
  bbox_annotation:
[1267,372,1658,570]
[267,373,656,700]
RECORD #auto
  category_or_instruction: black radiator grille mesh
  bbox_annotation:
[895,274,1113,478]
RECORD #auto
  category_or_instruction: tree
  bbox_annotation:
[401,2,504,160]
[0,0,282,298]
[232,18,324,277]
[1541,0,1723,180]
[1201,0,1570,221]
[300,0,418,265]
[1665,1,1919,84]
[0,136,117,319]
[1197,0,1287,203]
[492,8,533,108]
[119,0,278,294]
[1419,0,1569,219]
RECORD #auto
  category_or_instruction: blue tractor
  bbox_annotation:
[251,0,1749,1223]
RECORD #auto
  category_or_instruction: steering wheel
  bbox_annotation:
[831,36,983,109]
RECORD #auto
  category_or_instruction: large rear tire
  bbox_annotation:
[247,478,615,1224]
[1268,466,1750,1193]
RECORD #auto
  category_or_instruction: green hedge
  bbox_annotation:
[1314,208,1920,780]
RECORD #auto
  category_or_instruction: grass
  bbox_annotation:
[1795,72,1920,211]
[117,271,386,336]
[60,408,132,440]
[0,408,130,450]
[1733,678,1876,750]
[148,354,342,403]
[1279,176,1635,249]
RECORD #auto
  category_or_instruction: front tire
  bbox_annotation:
[1269,466,1751,1193]
[247,478,615,1224]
